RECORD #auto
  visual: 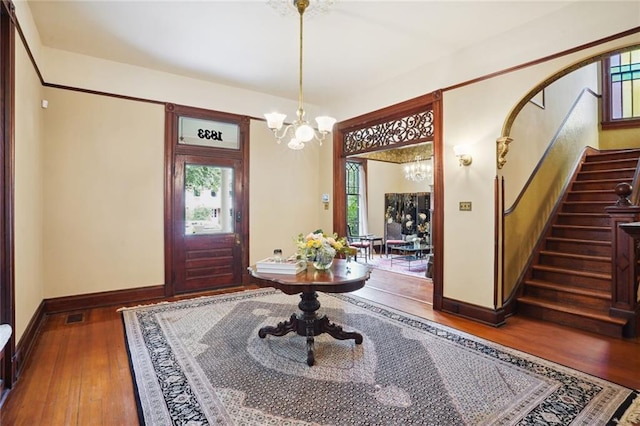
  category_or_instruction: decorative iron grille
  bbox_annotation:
[344,110,434,155]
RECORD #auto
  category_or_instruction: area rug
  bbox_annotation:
[121,289,638,425]
[366,254,428,279]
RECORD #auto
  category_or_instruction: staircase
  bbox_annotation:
[517,149,640,337]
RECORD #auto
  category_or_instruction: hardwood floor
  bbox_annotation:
[2,269,638,425]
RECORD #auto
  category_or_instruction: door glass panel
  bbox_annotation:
[184,164,235,235]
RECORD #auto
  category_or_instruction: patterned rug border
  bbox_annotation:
[121,288,639,425]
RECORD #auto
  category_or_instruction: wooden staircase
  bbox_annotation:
[517,149,640,337]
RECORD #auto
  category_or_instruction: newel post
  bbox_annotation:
[605,183,640,337]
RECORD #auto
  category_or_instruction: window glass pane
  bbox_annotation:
[346,162,360,235]
[612,81,622,119]
[608,48,640,120]
[178,116,240,149]
[184,164,234,235]
[623,80,633,118]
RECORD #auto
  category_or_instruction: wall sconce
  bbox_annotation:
[453,144,473,167]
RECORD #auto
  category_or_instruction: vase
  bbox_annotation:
[312,251,334,270]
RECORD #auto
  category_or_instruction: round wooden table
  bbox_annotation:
[247,259,372,366]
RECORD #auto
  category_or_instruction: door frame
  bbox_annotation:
[164,103,250,296]
[332,91,444,310]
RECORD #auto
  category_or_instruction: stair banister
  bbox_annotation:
[605,183,640,338]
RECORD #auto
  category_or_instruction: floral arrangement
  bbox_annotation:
[296,229,349,263]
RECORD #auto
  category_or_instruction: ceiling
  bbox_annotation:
[27,0,587,108]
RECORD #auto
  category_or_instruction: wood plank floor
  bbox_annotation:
[2,268,638,425]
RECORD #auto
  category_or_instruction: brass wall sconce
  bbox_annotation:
[453,145,473,167]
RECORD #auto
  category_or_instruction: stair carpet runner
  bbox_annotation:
[517,149,640,338]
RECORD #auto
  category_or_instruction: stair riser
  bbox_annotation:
[581,159,639,171]
[555,215,611,227]
[576,170,635,181]
[523,286,611,311]
[565,192,617,202]
[571,180,628,191]
[561,203,611,213]
[531,269,610,291]
[517,303,624,338]
[551,227,610,240]
[538,254,610,273]
[545,240,611,257]
[585,152,640,162]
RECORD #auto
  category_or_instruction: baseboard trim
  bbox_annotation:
[13,300,45,381]
[441,297,506,327]
[43,285,166,314]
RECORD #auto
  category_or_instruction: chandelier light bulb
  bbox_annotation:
[295,123,315,142]
[287,138,305,150]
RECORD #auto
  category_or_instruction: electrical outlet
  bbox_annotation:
[459,201,472,211]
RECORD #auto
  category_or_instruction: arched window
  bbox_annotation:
[602,48,640,129]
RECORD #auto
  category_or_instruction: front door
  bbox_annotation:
[174,156,243,293]
[165,104,249,295]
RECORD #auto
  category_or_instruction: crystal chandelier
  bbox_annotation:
[404,156,431,182]
[264,0,336,150]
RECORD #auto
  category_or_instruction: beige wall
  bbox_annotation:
[505,63,600,208]
[14,38,45,341]
[42,89,165,298]
[249,120,332,262]
[600,128,640,150]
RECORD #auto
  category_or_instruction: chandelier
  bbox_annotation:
[264,0,336,150]
[404,156,431,182]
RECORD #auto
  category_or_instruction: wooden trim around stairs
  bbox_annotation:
[441,297,506,327]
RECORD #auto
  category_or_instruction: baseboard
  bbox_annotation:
[441,297,506,327]
[43,285,167,314]
[13,300,45,381]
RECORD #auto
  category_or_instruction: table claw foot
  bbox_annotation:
[258,314,298,338]
[320,316,363,344]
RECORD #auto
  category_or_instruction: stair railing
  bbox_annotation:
[605,182,640,338]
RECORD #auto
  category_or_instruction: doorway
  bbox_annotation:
[332,92,443,309]
[165,104,250,295]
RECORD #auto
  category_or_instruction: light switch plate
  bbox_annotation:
[459,201,472,211]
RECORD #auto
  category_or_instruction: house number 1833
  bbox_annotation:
[197,129,223,141]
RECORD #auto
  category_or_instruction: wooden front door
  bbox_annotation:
[174,156,243,293]
[165,104,249,295]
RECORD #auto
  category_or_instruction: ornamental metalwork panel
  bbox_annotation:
[344,110,434,155]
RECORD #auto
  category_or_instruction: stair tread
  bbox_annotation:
[531,264,611,279]
[557,212,609,217]
[551,224,609,230]
[538,250,610,262]
[546,236,611,245]
[524,279,611,299]
[517,296,627,325]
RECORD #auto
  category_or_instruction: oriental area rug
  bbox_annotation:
[121,289,639,425]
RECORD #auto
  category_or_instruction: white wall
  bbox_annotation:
[14,38,45,341]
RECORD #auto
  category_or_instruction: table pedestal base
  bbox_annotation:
[258,291,363,366]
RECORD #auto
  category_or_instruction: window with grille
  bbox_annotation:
[602,48,640,129]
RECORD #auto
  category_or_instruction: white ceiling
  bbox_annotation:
[24,1,635,109]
